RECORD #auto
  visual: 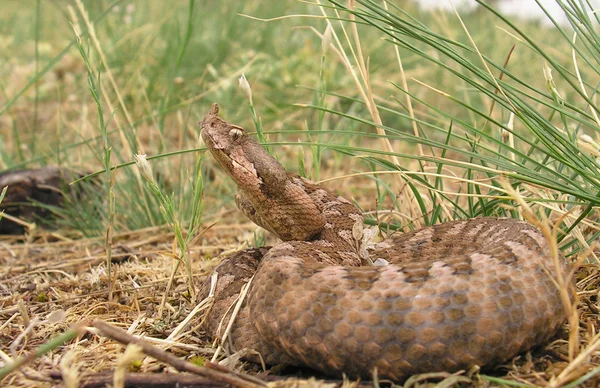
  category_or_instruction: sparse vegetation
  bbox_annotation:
[1,0,599,386]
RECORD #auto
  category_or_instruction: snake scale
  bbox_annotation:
[198,104,569,381]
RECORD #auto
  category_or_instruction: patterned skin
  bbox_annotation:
[199,104,570,381]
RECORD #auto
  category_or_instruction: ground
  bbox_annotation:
[2,0,600,386]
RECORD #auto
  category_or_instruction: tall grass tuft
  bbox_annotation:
[309,0,600,255]
[306,0,599,384]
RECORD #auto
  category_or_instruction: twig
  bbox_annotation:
[49,369,374,388]
[204,361,268,386]
[49,370,226,388]
[91,320,266,388]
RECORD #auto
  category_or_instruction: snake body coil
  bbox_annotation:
[199,104,569,381]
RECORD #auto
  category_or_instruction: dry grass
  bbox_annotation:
[0,210,258,386]
[1,172,600,387]
[2,1,600,387]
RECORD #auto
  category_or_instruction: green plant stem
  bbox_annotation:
[0,325,84,380]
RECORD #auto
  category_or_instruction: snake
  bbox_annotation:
[198,103,569,381]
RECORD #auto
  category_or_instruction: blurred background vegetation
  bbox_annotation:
[3,3,600,385]
[0,0,598,257]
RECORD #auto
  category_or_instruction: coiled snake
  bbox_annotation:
[199,104,568,381]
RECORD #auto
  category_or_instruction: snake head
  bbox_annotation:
[200,103,288,189]
[199,103,325,241]
[200,103,270,203]
[200,103,249,151]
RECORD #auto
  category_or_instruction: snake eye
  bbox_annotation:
[229,128,243,140]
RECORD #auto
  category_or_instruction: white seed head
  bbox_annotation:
[543,62,553,83]
[502,112,514,142]
[506,112,515,130]
[322,24,333,55]
[238,73,253,104]
[543,62,563,101]
[134,153,154,183]
[578,134,600,155]
[67,6,81,39]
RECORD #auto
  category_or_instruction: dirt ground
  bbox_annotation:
[1,203,600,388]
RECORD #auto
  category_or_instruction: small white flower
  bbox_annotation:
[134,153,154,183]
[322,24,333,55]
[578,134,600,154]
[506,111,515,130]
[579,134,595,144]
[502,112,515,142]
[238,73,253,104]
[543,62,563,101]
[543,62,553,83]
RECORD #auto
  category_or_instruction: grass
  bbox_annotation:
[1,0,600,386]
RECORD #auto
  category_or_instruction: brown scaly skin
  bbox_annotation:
[199,104,571,381]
